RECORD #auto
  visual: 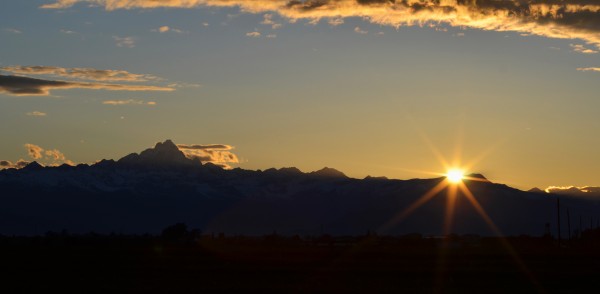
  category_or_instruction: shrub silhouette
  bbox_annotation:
[161,223,188,241]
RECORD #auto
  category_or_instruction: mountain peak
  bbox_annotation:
[23,161,43,171]
[154,139,178,152]
[465,173,489,182]
[310,167,347,178]
[118,140,198,167]
[528,187,546,194]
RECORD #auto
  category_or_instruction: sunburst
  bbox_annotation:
[377,128,542,291]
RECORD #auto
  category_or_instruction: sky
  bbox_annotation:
[1,0,600,190]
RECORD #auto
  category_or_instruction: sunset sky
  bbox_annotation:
[1,0,600,190]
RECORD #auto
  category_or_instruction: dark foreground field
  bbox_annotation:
[2,232,600,293]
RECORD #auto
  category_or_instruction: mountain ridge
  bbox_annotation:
[1,140,597,237]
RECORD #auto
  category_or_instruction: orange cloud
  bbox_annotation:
[40,0,600,48]
[26,111,47,117]
[577,67,600,72]
[102,99,157,106]
[177,144,239,169]
[22,144,75,166]
[25,144,44,160]
[0,75,174,96]
[1,65,159,82]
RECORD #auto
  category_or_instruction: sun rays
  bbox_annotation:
[378,126,543,291]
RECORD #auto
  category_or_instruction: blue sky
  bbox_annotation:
[1,0,600,189]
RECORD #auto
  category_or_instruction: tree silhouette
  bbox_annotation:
[161,223,188,241]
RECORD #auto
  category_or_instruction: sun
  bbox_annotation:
[446,169,465,183]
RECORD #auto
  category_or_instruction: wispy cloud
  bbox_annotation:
[41,0,600,49]
[1,65,159,82]
[3,28,22,34]
[60,29,77,34]
[570,44,598,54]
[103,99,156,106]
[26,111,47,117]
[246,31,261,38]
[577,67,600,73]
[177,143,239,169]
[354,26,368,35]
[261,14,282,30]
[113,36,135,48]
[167,82,202,88]
[152,25,185,34]
[328,18,344,27]
[0,75,174,96]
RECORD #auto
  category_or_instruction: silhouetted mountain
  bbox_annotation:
[528,187,545,194]
[309,167,347,178]
[118,139,198,167]
[1,140,598,236]
[466,173,489,182]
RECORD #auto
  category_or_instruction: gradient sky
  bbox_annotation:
[1,0,600,190]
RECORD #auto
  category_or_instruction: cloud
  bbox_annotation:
[1,65,159,82]
[177,144,239,169]
[22,144,75,166]
[577,67,600,72]
[0,75,174,96]
[246,31,261,38]
[177,144,233,150]
[102,99,157,106]
[3,28,22,34]
[0,159,31,170]
[570,44,598,54]
[26,111,47,117]
[60,29,77,34]
[113,36,135,48]
[40,0,600,49]
[354,26,368,34]
[261,14,282,29]
[45,149,66,161]
[167,82,202,88]
[328,18,344,26]
[266,34,277,39]
[153,26,185,34]
[25,144,44,160]
[545,186,600,198]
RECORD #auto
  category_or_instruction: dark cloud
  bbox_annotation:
[41,0,600,48]
[177,144,233,150]
[1,65,159,82]
[0,75,173,96]
[0,159,32,169]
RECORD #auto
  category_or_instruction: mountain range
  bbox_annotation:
[1,140,598,236]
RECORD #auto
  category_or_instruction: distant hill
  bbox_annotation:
[1,140,598,236]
